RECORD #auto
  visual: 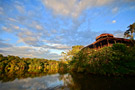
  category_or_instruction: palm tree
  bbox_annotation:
[124,22,135,40]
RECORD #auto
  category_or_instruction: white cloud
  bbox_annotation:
[0,40,12,48]
[2,26,12,32]
[42,43,71,50]
[10,24,20,30]
[51,30,57,33]
[8,18,18,22]
[112,7,119,13]
[129,5,135,10]
[112,20,116,23]
[15,5,25,13]
[2,25,20,32]
[42,0,114,17]
[13,26,20,30]
[2,26,8,30]
[17,30,41,46]
[0,7,3,14]
[0,45,61,60]
[35,25,43,30]
[113,30,124,38]
[0,7,3,11]
[28,21,43,30]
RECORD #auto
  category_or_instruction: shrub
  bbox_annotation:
[69,43,135,76]
[112,43,126,52]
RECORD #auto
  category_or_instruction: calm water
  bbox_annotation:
[0,72,135,90]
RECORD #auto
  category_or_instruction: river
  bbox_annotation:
[0,72,135,90]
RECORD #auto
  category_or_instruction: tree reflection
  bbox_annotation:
[1,71,135,90]
[0,69,58,82]
[60,73,135,90]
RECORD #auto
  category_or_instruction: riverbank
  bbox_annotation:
[68,43,135,76]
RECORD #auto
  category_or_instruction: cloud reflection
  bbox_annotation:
[0,74,63,90]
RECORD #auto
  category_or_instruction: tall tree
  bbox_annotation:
[60,45,84,63]
[124,22,135,40]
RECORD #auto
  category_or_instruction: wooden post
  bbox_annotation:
[114,40,116,44]
[98,43,100,49]
[100,42,102,48]
[95,45,96,49]
[107,39,109,46]
[94,44,97,49]
[121,40,122,43]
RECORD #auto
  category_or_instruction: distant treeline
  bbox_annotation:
[0,54,59,74]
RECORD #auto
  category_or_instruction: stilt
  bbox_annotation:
[114,40,116,44]
[107,39,109,46]
[100,42,102,48]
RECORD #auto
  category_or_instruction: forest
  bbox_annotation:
[0,54,59,74]
[0,54,60,82]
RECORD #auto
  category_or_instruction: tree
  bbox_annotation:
[0,54,3,62]
[67,45,84,56]
[124,22,135,40]
[60,45,84,63]
[0,54,59,73]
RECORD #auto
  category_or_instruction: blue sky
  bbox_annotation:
[0,0,135,60]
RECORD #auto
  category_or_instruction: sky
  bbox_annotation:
[0,0,135,60]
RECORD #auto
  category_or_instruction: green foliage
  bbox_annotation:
[58,61,68,74]
[0,54,59,73]
[112,43,126,52]
[60,45,84,62]
[124,22,135,40]
[69,43,135,76]
[59,45,84,72]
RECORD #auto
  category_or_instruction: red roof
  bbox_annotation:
[83,33,135,49]
[96,33,113,41]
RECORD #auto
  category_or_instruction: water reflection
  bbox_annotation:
[0,72,135,90]
[0,74,63,90]
[0,70,58,83]
[67,73,135,90]
[59,73,135,90]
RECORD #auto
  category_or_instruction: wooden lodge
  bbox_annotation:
[84,33,135,49]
